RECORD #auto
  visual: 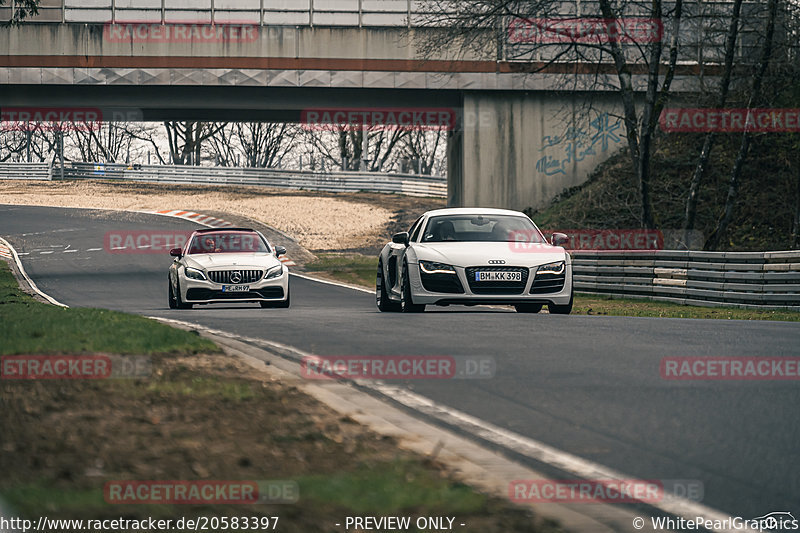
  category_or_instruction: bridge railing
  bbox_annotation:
[572,250,800,309]
[56,162,447,198]
[0,0,443,26]
[0,161,53,180]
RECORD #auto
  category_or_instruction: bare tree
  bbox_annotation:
[163,121,226,165]
[416,0,688,228]
[207,123,300,168]
[704,0,779,250]
[682,0,745,238]
[0,0,39,25]
[397,130,446,175]
[64,123,135,163]
[0,126,58,162]
[302,127,410,172]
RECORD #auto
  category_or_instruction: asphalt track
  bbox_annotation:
[2,204,799,522]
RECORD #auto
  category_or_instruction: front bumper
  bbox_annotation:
[181,269,289,304]
[408,262,572,306]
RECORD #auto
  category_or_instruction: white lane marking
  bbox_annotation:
[63,250,77,253]
[40,251,53,255]
[0,237,68,307]
[86,248,102,252]
[148,315,752,533]
[19,228,83,236]
[290,272,372,294]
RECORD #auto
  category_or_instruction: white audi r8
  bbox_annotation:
[168,228,290,309]
[376,208,572,314]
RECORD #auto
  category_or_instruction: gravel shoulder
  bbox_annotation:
[0,180,445,256]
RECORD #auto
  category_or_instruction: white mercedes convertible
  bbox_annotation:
[168,228,290,309]
[376,208,572,314]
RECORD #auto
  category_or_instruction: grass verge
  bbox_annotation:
[573,294,800,321]
[0,352,556,533]
[0,262,217,355]
[0,259,556,532]
[303,253,378,288]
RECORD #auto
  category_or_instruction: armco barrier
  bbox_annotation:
[59,162,446,198]
[572,250,800,309]
[0,162,52,180]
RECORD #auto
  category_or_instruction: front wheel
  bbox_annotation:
[400,263,425,313]
[376,259,400,312]
[548,292,573,315]
[168,277,177,309]
[173,278,192,309]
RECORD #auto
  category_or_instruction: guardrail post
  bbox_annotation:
[58,132,64,180]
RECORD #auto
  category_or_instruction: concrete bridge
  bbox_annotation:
[0,1,729,211]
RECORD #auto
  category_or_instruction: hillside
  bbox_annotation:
[528,131,799,251]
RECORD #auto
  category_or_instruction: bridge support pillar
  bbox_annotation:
[448,91,623,213]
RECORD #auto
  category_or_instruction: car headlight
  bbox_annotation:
[537,261,565,275]
[263,265,283,280]
[419,261,456,275]
[184,266,207,280]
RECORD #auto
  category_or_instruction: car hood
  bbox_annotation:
[411,242,566,267]
[184,253,281,270]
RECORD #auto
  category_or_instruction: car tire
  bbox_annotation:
[548,291,573,315]
[174,278,193,309]
[275,286,291,308]
[515,303,542,313]
[168,277,178,309]
[376,259,400,312]
[400,262,425,313]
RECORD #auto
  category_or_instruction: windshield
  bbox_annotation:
[421,214,545,243]
[187,232,270,254]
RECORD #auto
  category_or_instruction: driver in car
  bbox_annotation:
[202,237,222,253]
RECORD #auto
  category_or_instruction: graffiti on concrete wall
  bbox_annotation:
[535,112,623,176]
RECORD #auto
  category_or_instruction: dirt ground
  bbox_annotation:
[0,180,445,254]
[0,349,554,533]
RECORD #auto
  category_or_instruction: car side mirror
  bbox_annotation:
[392,232,410,246]
[169,248,182,257]
[551,232,569,247]
[275,245,287,257]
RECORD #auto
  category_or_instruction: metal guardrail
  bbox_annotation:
[59,162,447,198]
[572,250,800,309]
[0,161,53,180]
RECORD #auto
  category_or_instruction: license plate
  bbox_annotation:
[475,271,522,282]
[222,285,250,293]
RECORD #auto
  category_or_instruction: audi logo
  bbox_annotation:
[230,271,242,284]
[488,259,506,265]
